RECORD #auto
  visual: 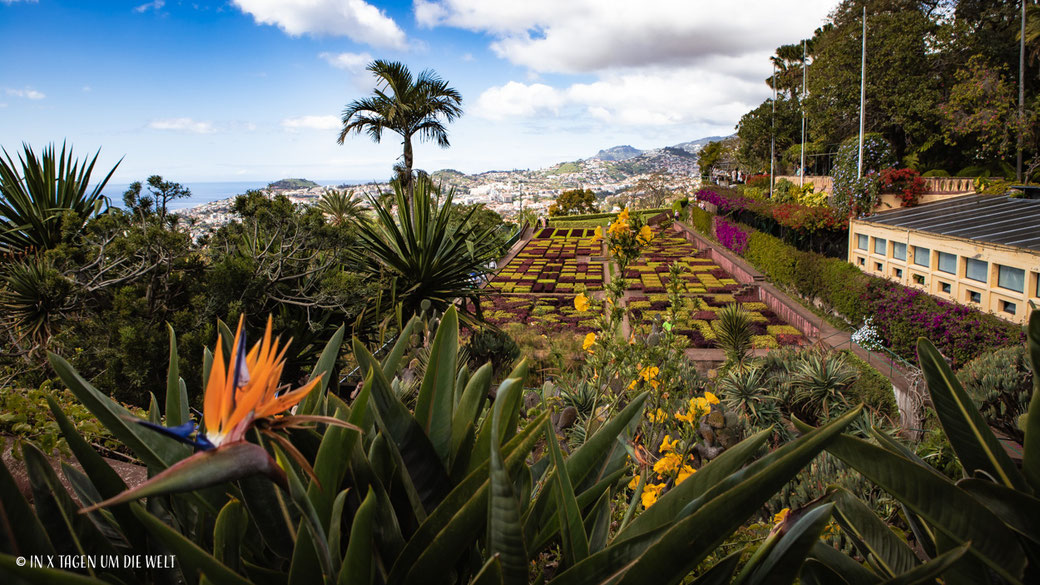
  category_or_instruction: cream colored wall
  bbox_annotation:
[848,220,1040,324]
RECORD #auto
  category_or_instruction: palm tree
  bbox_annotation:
[316,189,367,227]
[337,60,463,194]
[0,142,119,255]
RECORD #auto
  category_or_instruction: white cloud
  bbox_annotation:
[425,1,831,130]
[6,88,45,100]
[133,0,164,14]
[233,0,406,48]
[281,115,341,131]
[1,0,39,4]
[416,0,833,73]
[319,51,373,73]
[148,118,214,134]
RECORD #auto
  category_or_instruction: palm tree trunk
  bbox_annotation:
[403,134,414,201]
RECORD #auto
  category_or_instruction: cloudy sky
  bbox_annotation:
[0,0,836,184]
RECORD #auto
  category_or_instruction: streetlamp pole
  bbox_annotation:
[801,39,807,187]
[1018,0,1026,183]
[770,62,776,198]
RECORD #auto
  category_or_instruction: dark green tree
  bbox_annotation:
[337,60,463,194]
[122,175,191,223]
[548,188,597,216]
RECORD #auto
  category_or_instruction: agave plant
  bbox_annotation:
[350,176,499,321]
[788,350,858,422]
[0,142,119,255]
[717,365,784,432]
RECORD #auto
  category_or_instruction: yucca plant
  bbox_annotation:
[0,142,119,255]
[0,302,884,585]
[714,303,755,368]
[350,176,499,322]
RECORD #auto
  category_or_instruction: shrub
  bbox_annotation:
[879,168,926,207]
[712,216,749,255]
[956,345,1032,442]
[746,174,770,189]
[688,205,713,236]
[831,133,895,216]
[466,327,520,375]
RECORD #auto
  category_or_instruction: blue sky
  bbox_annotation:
[1,0,836,184]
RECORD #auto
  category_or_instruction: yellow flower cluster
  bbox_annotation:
[674,392,718,425]
[637,224,655,244]
[773,508,790,526]
[574,292,590,312]
[646,408,669,423]
[638,365,660,389]
[658,434,679,453]
[583,332,597,352]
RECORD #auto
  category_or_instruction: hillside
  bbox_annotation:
[268,178,320,191]
[591,145,643,162]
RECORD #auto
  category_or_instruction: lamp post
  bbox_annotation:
[857,5,867,179]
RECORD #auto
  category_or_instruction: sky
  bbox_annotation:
[0,0,837,184]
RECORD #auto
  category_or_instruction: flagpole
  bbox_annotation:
[857,6,866,180]
[1018,0,1026,183]
[770,62,776,198]
[800,39,807,187]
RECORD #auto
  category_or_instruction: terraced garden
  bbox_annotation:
[482,224,807,350]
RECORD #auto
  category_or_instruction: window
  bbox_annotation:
[892,242,907,261]
[894,268,903,278]
[857,257,865,266]
[937,251,956,274]
[856,234,868,250]
[968,290,982,304]
[913,246,930,267]
[966,258,988,283]
[913,274,925,285]
[874,238,887,255]
[997,265,1025,293]
[940,282,952,294]
[875,262,884,271]
[1002,300,1017,315]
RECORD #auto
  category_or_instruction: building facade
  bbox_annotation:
[848,195,1040,324]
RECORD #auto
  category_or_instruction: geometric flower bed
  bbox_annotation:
[489,258,604,292]
[478,294,599,334]
[520,233,601,258]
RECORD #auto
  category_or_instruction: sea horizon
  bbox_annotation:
[102,178,382,211]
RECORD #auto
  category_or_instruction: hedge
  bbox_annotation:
[690,211,1022,367]
[839,349,898,418]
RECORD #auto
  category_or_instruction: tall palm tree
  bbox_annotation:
[337,60,463,194]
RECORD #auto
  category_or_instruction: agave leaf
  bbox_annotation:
[470,373,526,476]
[388,411,549,585]
[452,362,493,464]
[620,426,771,541]
[380,316,420,379]
[353,337,451,514]
[691,549,744,585]
[806,541,879,585]
[337,487,376,585]
[547,424,590,568]
[0,453,55,557]
[307,404,362,523]
[957,478,1040,545]
[298,324,345,417]
[746,503,834,585]
[828,487,918,578]
[278,445,335,585]
[80,442,287,513]
[584,491,612,555]
[823,430,1026,581]
[608,407,861,585]
[238,473,296,560]
[470,555,504,585]
[22,443,117,568]
[567,393,648,491]
[880,542,970,585]
[917,337,1027,490]
[45,394,146,547]
[1024,310,1040,492]
[0,553,111,584]
[487,379,528,585]
[214,498,249,573]
[414,305,459,463]
[48,352,171,470]
[165,324,189,427]
[132,503,252,585]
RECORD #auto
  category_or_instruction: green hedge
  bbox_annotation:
[839,349,898,418]
[689,205,713,238]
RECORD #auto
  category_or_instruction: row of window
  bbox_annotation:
[855,234,1028,293]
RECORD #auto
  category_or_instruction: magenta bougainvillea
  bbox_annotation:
[712,216,750,255]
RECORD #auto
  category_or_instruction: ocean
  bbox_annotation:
[102,179,377,211]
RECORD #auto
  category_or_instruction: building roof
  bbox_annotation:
[861,194,1040,252]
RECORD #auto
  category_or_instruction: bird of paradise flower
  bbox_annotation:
[81,315,358,513]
